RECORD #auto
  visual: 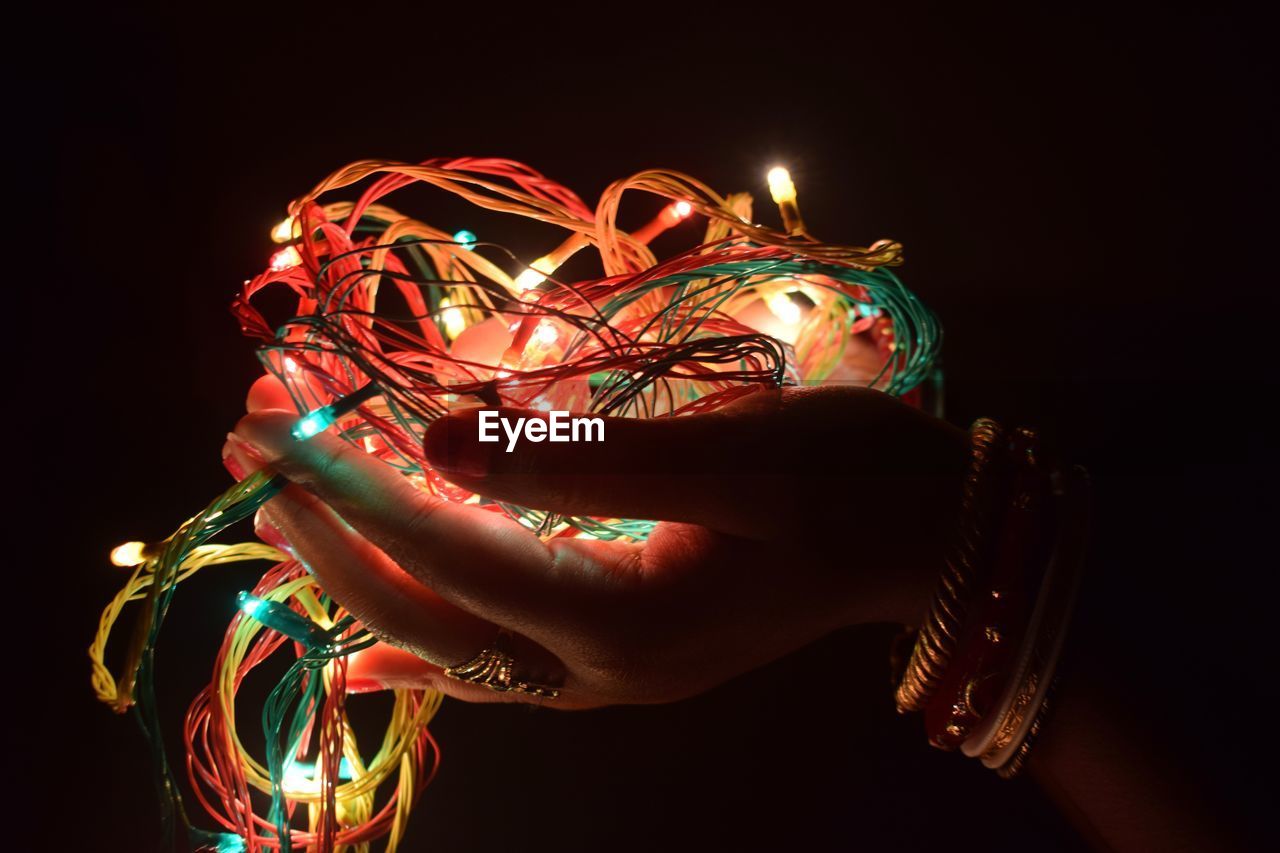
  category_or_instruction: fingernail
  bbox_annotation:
[424,413,492,478]
[226,432,268,464]
[254,508,295,556]
[232,414,297,465]
[224,433,270,478]
[222,440,246,480]
[346,677,389,694]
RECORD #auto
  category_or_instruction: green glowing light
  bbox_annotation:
[291,406,335,441]
[237,592,264,618]
[237,591,319,645]
[453,229,477,250]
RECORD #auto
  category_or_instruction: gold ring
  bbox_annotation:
[443,638,560,700]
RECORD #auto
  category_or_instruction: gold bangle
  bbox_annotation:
[894,418,1005,713]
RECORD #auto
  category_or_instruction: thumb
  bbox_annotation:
[423,389,797,537]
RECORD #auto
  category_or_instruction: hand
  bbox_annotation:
[224,384,967,709]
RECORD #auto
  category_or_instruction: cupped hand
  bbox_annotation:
[224,383,967,708]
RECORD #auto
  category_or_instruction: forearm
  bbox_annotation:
[1028,610,1246,851]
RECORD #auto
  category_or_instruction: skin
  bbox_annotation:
[224,378,1244,850]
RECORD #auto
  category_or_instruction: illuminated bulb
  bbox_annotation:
[270,246,302,271]
[513,270,546,292]
[283,356,298,372]
[514,256,555,291]
[453,229,478,250]
[270,216,295,243]
[767,167,797,204]
[237,594,263,618]
[674,200,693,218]
[439,298,467,339]
[768,291,803,326]
[110,541,147,567]
[534,321,559,346]
[291,406,334,440]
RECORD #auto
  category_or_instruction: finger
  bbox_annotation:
[225,435,501,668]
[247,373,296,412]
[229,411,628,634]
[344,642,560,704]
[422,390,793,537]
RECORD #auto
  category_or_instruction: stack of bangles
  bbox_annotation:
[893,418,1090,778]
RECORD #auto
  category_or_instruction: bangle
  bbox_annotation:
[923,428,1053,749]
[894,418,1005,713]
[962,464,1089,776]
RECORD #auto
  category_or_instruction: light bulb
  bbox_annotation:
[270,246,302,271]
[439,298,467,339]
[453,229,477,250]
[270,217,295,243]
[534,321,559,345]
[110,541,147,567]
[674,200,693,218]
[768,291,803,326]
[767,167,796,204]
[514,256,555,292]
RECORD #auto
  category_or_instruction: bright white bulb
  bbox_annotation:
[110,541,147,567]
[768,292,803,326]
[534,322,558,345]
[767,167,796,204]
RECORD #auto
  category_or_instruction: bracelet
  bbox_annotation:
[962,464,1089,776]
[894,418,1005,713]
[893,417,1089,778]
[923,428,1053,749]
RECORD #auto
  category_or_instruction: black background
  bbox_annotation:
[25,2,1275,851]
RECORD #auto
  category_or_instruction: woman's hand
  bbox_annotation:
[224,384,967,709]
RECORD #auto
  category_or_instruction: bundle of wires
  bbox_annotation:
[90,157,941,851]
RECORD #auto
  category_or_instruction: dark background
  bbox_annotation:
[25,2,1275,850]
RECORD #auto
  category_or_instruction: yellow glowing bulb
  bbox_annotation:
[513,269,546,291]
[439,298,467,339]
[513,256,555,292]
[675,200,693,218]
[767,167,797,205]
[768,291,803,325]
[270,216,296,243]
[110,541,147,567]
[270,246,302,271]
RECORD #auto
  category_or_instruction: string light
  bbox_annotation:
[91,155,937,852]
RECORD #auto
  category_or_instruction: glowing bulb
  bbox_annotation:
[110,541,147,567]
[513,269,547,291]
[767,167,797,204]
[291,407,334,440]
[270,216,295,243]
[439,298,467,339]
[534,321,559,346]
[270,246,302,271]
[514,256,555,291]
[768,291,803,326]
[453,229,478,250]
[237,592,264,618]
[674,200,693,218]
[283,356,298,372]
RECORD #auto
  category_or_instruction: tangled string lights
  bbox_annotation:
[90,157,941,851]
